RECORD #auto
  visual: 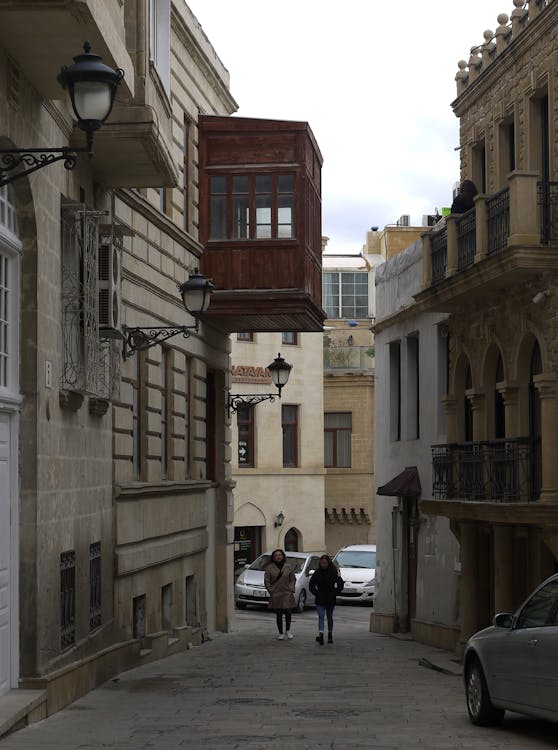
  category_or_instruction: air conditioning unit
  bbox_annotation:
[422,214,438,227]
[397,214,410,227]
[98,226,123,337]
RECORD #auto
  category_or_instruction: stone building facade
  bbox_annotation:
[322,242,377,551]
[370,241,460,651]
[0,0,237,722]
[416,0,558,650]
[230,331,326,576]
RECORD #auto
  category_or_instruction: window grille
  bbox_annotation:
[89,542,101,631]
[61,203,120,399]
[60,550,76,650]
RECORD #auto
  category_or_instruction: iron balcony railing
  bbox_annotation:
[323,345,374,371]
[537,181,558,245]
[432,437,540,503]
[431,225,448,283]
[457,207,476,271]
[486,187,510,256]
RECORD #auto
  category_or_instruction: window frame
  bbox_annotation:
[281,331,298,346]
[237,332,254,342]
[281,404,299,468]
[237,404,255,468]
[324,412,352,468]
[209,173,296,242]
[323,270,369,320]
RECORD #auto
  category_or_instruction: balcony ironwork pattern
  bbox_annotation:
[538,181,558,245]
[323,345,374,371]
[486,187,510,256]
[457,207,476,270]
[432,438,538,503]
[431,225,448,283]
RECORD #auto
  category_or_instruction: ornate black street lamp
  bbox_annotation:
[227,353,293,415]
[0,43,124,187]
[122,269,215,359]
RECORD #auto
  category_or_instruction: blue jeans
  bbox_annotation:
[316,604,334,633]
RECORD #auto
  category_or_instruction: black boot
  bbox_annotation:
[316,632,324,645]
[327,632,333,643]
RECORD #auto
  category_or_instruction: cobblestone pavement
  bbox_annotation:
[1,606,557,750]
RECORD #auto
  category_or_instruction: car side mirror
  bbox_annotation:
[244,563,249,568]
[307,569,314,576]
[493,613,513,629]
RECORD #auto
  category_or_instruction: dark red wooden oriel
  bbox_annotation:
[198,115,325,332]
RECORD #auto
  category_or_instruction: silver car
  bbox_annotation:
[464,572,558,726]
[235,552,321,612]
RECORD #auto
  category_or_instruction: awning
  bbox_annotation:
[377,467,421,498]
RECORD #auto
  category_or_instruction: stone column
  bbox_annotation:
[443,396,457,443]
[459,522,479,649]
[508,171,540,247]
[446,216,458,277]
[534,377,558,504]
[499,383,519,438]
[541,527,558,570]
[469,392,486,441]
[493,526,514,614]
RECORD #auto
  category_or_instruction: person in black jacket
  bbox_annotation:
[450,179,478,214]
[309,554,344,645]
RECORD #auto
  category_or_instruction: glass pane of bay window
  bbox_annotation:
[210,176,227,239]
[255,196,272,238]
[233,196,250,239]
[277,195,294,238]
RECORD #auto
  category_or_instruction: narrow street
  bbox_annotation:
[1,606,556,750]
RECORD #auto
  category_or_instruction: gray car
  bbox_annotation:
[464,572,558,726]
[235,552,322,612]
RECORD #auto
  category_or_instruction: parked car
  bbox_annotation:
[235,552,322,612]
[332,544,376,604]
[464,572,558,726]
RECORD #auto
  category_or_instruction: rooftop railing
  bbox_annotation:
[323,345,374,371]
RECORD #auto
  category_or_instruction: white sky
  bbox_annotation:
[186,0,511,253]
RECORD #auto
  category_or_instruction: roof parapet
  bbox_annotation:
[455,0,551,96]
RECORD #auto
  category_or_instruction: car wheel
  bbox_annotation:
[465,658,505,726]
[236,601,247,610]
[296,590,307,613]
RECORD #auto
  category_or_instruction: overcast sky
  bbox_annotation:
[186,0,511,253]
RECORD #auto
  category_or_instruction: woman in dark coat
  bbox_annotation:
[450,179,478,214]
[264,549,296,640]
[309,554,344,645]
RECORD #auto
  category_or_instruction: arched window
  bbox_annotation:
[284,527,300,552]
[494,353,505,439]
[529,341,542,500]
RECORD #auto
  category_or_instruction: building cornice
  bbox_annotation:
[452,4,558,116]
[171,5,238,115]
[116,188,204,258]
[421,498,558,525]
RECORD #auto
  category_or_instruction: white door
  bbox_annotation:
[0,413,11,694]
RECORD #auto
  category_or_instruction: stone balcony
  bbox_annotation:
[416,172,558,312]
[0,1,134,100]
[432,438,540,503]
[0,1,179,188]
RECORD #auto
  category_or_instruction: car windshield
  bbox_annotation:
[249,555,306,574]
[334,551,376,569]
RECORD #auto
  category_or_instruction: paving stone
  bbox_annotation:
[0,607,555,749]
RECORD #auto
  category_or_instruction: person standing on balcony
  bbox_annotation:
[309,554,344,645]
[264,549,296,640]
[451,180,478,214]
